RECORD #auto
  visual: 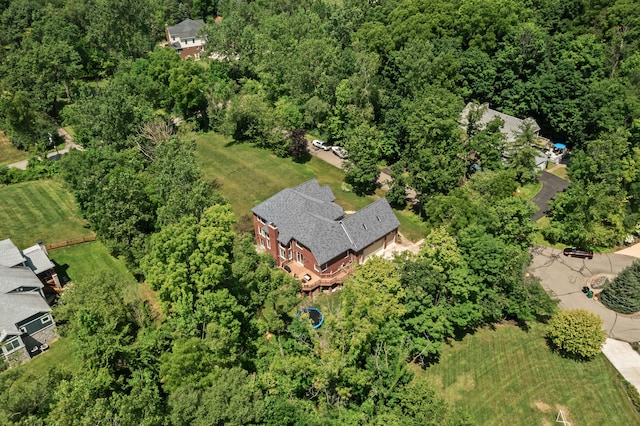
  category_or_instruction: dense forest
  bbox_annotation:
[0,0,638,424]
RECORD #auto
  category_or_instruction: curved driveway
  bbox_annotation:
[529,246,640,342]
[531,171,569,220]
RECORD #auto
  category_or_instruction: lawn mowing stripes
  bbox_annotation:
[423,323,638,425]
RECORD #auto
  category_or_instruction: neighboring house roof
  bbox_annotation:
[166,18,205,49]
[22,243,55,275]
[0,239,25,268]
[461,102,541,143]
[0,266,44,294]
[252,179,400,265]
[0,266,50,342]
[0,293,51,340]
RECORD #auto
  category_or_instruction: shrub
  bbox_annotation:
[623,381,640,414]
[600,260,640,314]
[547,309,606,360]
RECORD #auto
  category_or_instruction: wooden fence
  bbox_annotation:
[46,235,96,250]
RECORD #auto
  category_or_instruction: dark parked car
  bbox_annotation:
[563,247,594,259]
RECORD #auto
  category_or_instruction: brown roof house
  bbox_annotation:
[252,179,400,296]
[0,239,59,366]
[165,18,206,60]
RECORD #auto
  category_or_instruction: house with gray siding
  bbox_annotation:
[0,239,59,366]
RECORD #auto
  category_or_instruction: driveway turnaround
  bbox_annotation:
[529,246,640,342]
[531,171,569,221]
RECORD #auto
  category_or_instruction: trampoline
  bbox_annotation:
[296,307,324,329]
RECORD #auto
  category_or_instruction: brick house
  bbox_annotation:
[252,179,400,295]
[0,239,59,366]
[165,18,206,60]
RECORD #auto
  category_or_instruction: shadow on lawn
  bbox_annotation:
[52,260,71,285]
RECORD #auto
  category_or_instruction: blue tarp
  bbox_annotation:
[554,142,567,149]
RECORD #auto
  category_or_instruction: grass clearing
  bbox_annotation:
[0,179,93,248]
[419,323,638,425]
[0,131,28,166]
[0,337,78,381]
[195,133,426,240]
[49,240,135,285]
[517,180,543,200]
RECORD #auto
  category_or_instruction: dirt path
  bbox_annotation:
[6,128,83,170]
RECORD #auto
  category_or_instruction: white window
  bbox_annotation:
[2,337,23,355]
[314,263,328,272]
[296,252,303,265]
[41,315,52,325]
[266,239,271,249]
[288,250,292,260]
[259,238,264,247]
[279,246,286,259]
[260,227,268,238]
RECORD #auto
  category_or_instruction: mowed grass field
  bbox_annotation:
[49,241,136,285]
[420,323,638,425]
[0,131,28,166]
[0,179,93,248]
[194,133,427,241]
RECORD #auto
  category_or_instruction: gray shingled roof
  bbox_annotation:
[0,239,25,268]
[167,19,204,41]
[22,244,54,275]
[0,266,44,294]
[342,198,400,250]
[461,102,541,143]
[252,179,400,265]
[0,293,51,340]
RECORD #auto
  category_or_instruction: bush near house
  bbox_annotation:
[547,309,606,360]
[600,260,640,314]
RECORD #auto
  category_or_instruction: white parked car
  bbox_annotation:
[312,139,331,151]
[332,146,348,159]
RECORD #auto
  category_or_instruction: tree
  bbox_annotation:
[506,119,539,184]
[54,271,139,372]
[600,260,640,314]
[62,81,153,150]
[287,128,308,160]
[547,309,606,359]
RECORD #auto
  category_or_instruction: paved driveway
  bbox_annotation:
[531,171,569,220]
[529,246,640,342]
[307,141,344,168]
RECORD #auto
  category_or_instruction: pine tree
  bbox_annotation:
[600,261,640,314]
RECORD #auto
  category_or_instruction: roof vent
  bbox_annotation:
[362,224,367,230]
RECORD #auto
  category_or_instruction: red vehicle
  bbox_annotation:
[563,247,594,259]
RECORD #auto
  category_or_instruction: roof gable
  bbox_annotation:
[342,198,400,250]
[0,293,51,339]
[167,18,205,41]
[22,243,54,275]
[252,179,400,265]
[0,266,44,294]
[0,239,25,268]
[461,102,540,143]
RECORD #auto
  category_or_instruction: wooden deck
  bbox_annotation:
[282,260,353,294]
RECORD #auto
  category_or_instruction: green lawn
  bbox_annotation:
[49,240,136,285]
[517,180,543,200]
[420,323,638,425]
[0,131,28,166]
[0,179,93,249]
[195,133,427,241]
